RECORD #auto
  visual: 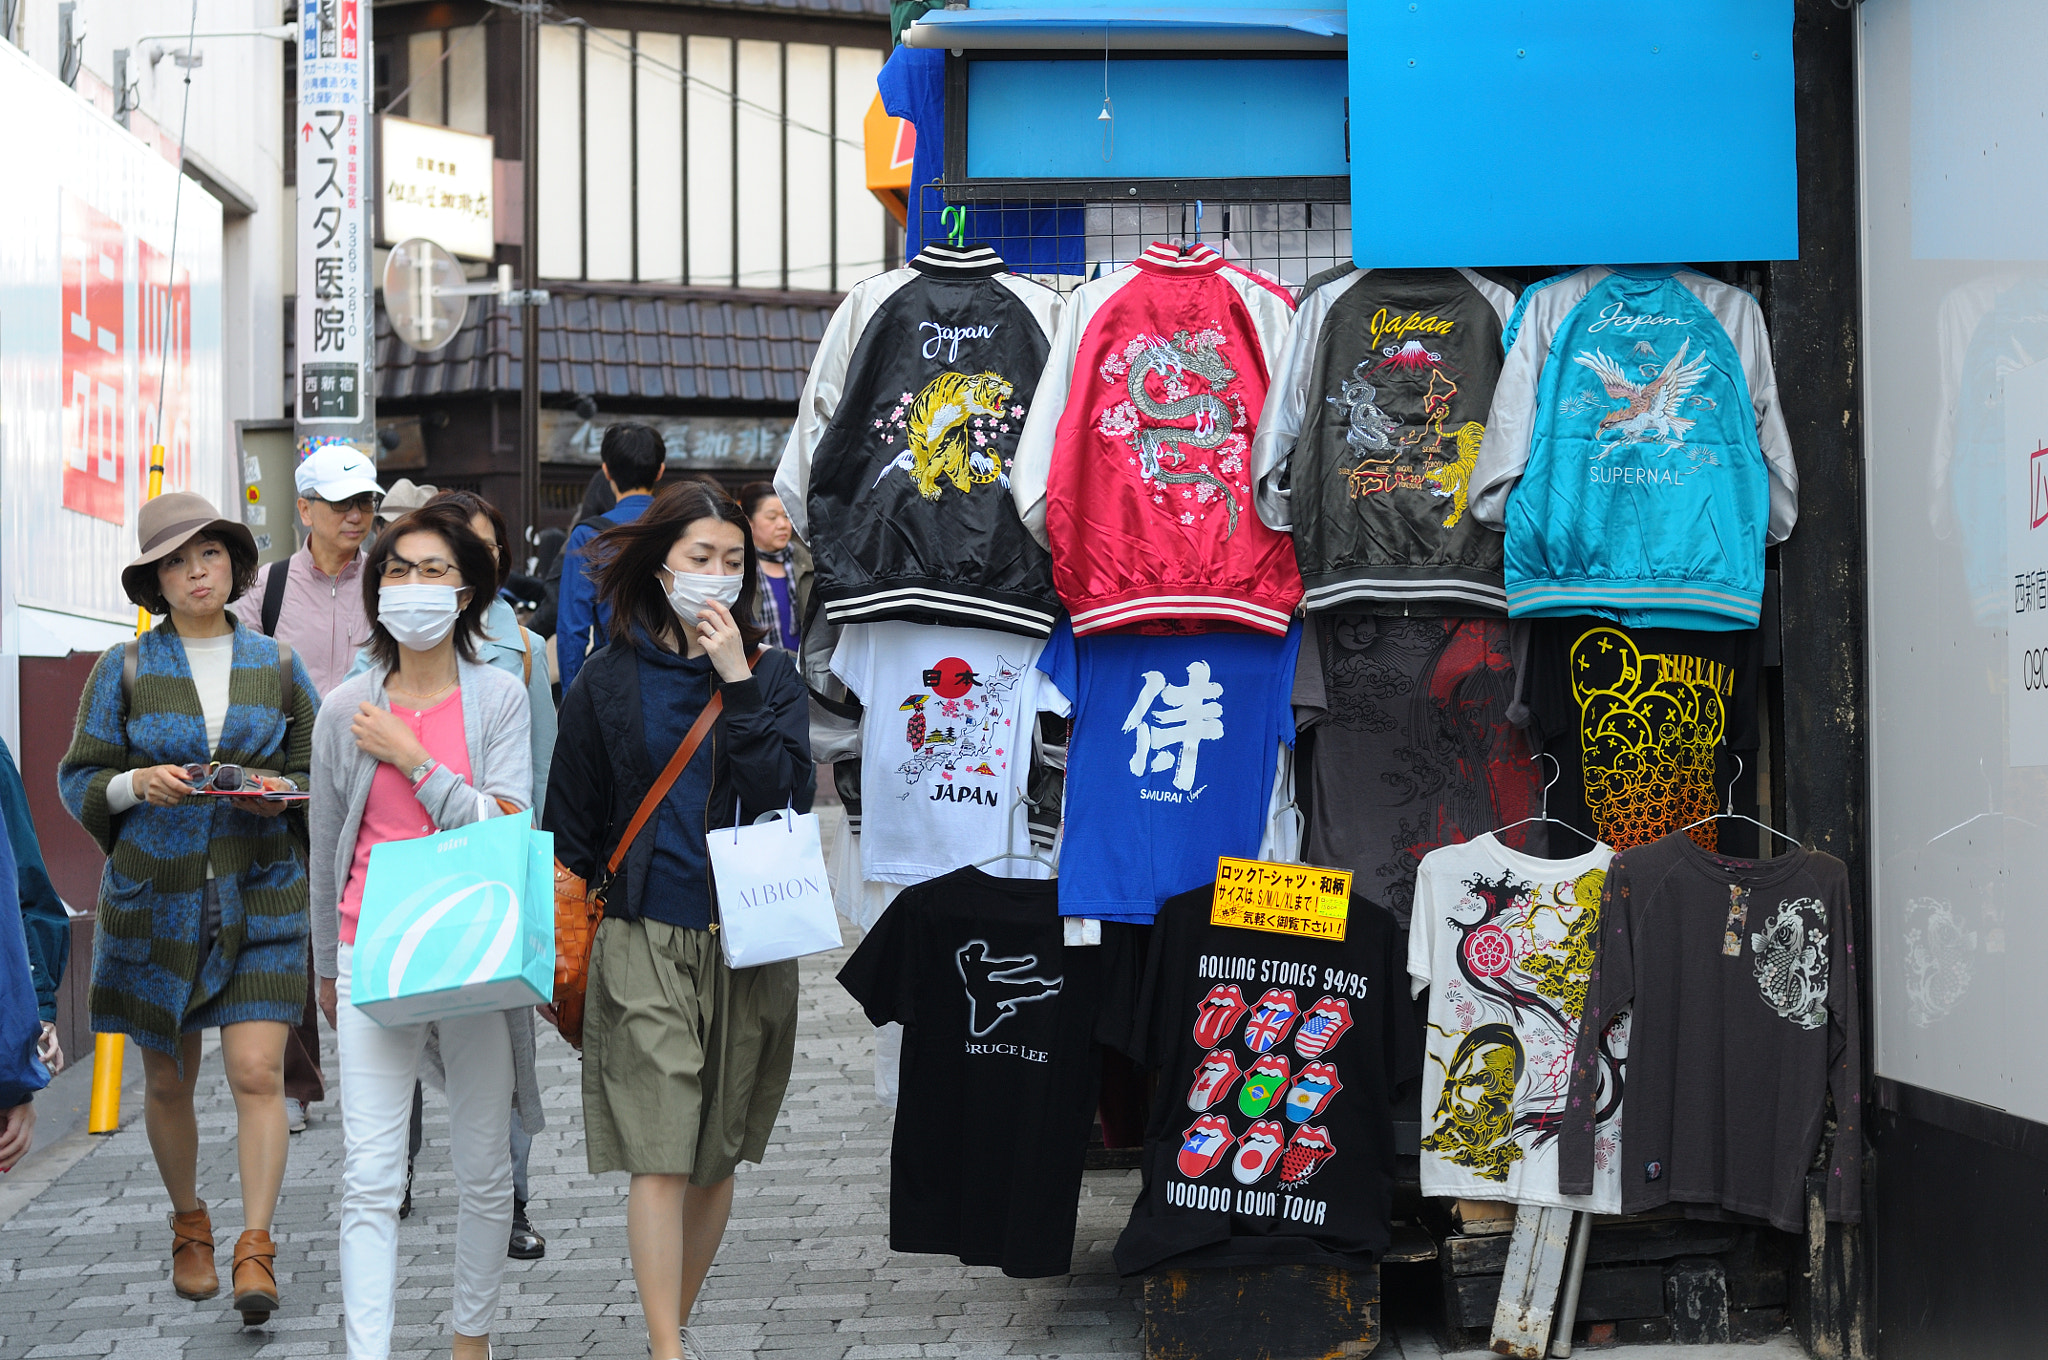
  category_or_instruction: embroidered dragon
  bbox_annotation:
[1127,331,1242,538]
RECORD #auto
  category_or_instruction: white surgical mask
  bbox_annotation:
[379,583,463,649]
[660,566,743,621]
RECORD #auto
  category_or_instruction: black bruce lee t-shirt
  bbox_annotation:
[1103,884,1418,1275]
[838,868,1102,1278]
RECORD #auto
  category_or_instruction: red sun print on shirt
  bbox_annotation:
[894,654,1024,802]
[1242,989,1300,1054]
[1192,984,1249,1048]
[1293,996,1353,1059]
[1233,1118,1287,1183]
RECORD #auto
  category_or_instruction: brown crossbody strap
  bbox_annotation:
[605,650,761,876]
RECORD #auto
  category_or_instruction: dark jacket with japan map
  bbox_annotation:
[1251,268,1518,616]
[774,244,1064,638]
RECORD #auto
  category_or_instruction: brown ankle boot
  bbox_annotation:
[169,1202,217,1300]
[451,1334,492,1360]
[230,1228,279,1323]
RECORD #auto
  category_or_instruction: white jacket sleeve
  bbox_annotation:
[1012,288,1094,549]
[1250,281,1343,532]
[1471,268,1599,528]
[1734,295,1800,544]
[775,279,881,540]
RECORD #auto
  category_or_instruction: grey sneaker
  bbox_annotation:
[678,1326,711,1360]
[283,1098,307,1133]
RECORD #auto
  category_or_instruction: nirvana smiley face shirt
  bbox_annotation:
[838,869,1102,1277]
[1104,884,1418,1275]
[833,622,1068,885]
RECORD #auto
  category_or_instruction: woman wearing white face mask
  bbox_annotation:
[543,481,813,1360]
[306,502,534,1360]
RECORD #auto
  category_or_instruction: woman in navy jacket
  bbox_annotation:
[542,479,813,1360]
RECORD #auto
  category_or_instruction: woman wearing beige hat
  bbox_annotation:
[57,492,318,1327]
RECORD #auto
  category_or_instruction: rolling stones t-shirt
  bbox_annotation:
[1040,619,1302,923]
[837,870,1102,1277]
[1408,835,1625,1211]
[1102,884,1418,1274]
[1522,618,1763,857]
[1294,614,1540,925]
[833,622,1068,884]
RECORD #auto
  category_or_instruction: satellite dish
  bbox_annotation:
[383,237,469,354]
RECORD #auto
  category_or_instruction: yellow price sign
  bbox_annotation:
[1211,857,1352,941]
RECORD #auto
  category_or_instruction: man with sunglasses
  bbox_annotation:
[232,443,385,1133]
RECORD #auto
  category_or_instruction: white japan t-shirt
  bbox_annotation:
[831,622,1068,885]
[1408,833,1626,1212]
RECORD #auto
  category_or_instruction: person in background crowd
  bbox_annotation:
[738,483,810,652]
[308,502,533,1360]
[0,814,49,1174]
[344,488,557,1261]
[544,480,813,1360]
[59,493,318,1322]
[0,736,69,1073]
[232,443,386,1135]
[555,423,667,694]
[374,478,439,530]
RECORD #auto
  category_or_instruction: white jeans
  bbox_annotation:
[337,944,514,1357]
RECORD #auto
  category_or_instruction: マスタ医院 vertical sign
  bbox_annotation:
[295,0,370,424]
[2006,359,2048,763]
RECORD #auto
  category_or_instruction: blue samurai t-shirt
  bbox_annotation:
[1039,619,1302,923]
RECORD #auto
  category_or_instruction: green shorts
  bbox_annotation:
[581,915,799,1183]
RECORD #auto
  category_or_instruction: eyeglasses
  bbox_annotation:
[378,555,459,583]
[180,762,254,793]
[311,493,380,516]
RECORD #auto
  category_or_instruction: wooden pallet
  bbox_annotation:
[1143,1263,1379,1360]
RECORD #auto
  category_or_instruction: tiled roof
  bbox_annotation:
[375,286,839,406]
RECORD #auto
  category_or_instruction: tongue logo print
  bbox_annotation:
[1192,983,1250,1048]
[1280,1124,1336,1185]
[1187,1049,1244,1113]
[1179,1114,1235,1178]
[1233,1118,1287,1184]
[1293,995,1354,1059]
[1238,1053,1291,1118]
[955,941,1063,1038]
[1284,1062,1342,1122]
[1242,989,1300,1054]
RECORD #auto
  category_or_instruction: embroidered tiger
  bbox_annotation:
[905,371,1015,500]
[1422,420,1486,528]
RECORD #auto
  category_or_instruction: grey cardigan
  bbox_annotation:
[308,657,544,1133]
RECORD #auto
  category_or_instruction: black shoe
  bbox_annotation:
[398,1158,415,1220]
[508,1200,546,1260]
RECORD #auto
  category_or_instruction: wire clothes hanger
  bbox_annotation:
[1489,751,1601,851]
[973,790,1058,875]
[1674,754,1801,850]
[1927,757,2039,845]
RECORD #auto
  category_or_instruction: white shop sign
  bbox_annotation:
[380,117,495,261]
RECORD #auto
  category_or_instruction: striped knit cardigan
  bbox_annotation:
[58,619,318,1056]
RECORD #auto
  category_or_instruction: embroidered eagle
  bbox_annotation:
[1571,339,1711,446]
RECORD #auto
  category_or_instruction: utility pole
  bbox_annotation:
[294,0,377,462]
[519,2,541,557]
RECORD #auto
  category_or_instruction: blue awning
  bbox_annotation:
[903,6,1345,51]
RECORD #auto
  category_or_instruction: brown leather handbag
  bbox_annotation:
[551,652,758,1048]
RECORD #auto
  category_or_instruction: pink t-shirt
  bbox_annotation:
[339,689,472,946]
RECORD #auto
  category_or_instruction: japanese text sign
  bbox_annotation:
[1211,857,1351,942]
[296,0,369,422]
[380,116,495,260]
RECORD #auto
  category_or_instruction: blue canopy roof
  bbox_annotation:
[902,6,1344,50]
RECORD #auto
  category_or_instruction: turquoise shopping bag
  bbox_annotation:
[352,810,556,1026]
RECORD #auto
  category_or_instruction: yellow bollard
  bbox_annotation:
[92,446,168,1134]
[87,1033,125,1133]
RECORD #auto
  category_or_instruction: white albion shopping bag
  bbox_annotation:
[707,808,842,969]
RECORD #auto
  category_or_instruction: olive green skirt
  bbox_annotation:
[581,915,799,1183]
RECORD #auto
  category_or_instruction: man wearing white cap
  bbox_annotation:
[230,442,384,1132]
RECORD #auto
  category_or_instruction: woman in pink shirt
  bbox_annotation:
[306,503,534,1360]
